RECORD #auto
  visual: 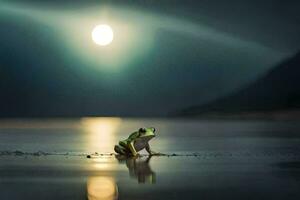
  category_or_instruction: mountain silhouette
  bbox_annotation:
[179,51,300,116]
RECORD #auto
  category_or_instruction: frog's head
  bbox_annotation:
[138,127,156,140]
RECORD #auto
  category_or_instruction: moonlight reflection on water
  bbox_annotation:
[87,177,118,200]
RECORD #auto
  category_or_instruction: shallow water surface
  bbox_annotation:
[0,118,300,200]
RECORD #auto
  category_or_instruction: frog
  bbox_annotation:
[114,127,159,157]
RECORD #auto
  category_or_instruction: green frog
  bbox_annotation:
[114,127,159,156]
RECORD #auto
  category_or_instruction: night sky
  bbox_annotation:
[1,0,300,117]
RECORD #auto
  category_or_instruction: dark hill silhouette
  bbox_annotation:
[179,51,300,116]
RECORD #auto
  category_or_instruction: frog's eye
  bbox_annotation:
[151,127,156,132]
[139,128,146,133]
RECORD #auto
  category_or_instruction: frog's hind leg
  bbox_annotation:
[114,145,127,155]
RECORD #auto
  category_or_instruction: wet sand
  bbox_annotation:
[0,118,300,200]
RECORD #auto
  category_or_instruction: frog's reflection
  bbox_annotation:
[87,177,118,200]
[116,155,156,184]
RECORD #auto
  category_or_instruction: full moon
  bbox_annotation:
[92,24,114,46]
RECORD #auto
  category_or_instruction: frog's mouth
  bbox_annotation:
[141,135,155,138]
[140,135,155,141]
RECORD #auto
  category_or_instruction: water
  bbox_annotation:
[0,118,300,200]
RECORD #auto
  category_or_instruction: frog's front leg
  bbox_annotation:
[128,141,139,157]
[146,143,165,156]
[145,143,156,155]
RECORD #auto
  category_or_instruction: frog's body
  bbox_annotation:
[114,127,157,156]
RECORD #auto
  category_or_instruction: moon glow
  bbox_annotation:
[92,24,114,46]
